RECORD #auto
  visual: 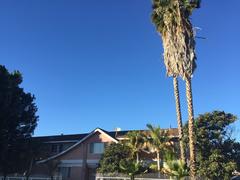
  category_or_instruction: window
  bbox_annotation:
[51,144,63,153]
[89,143,105,154]
[51,144,58,153]
[59,144,63,152]
[58,167,71,179]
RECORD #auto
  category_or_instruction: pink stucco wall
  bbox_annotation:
[32,130,116,180]
[60,131,114,159]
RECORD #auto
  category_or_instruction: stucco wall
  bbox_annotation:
[68,167,83,180]
[56,131,115,179]
[32,130,116,180]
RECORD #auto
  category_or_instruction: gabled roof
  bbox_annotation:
[33,128,178,144]
[37,128,119,163]
[33,133,89,143]
[33,129,129,144]
[36,127,179,163]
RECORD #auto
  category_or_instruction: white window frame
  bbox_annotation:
[89,143,105,154]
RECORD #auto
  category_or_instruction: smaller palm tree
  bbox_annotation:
[124,131,145,163]
[120,160,147,180]
[163,160,189,180]
[145,124,172,172]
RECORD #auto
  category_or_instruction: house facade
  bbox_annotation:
[31,128,178,180]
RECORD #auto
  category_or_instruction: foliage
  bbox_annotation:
[97,143,133,173]
[163,151,189,179]
[145,124,172,171]
[123,131,145,162]
[197,149,236,180]
[120,160,148,180]
[163,160,188,179]
[151,0,201,79]
[152,0,201,34]
[24,139,43,177]
[0,65,39,175]
[146,124,171,153]
[183,111,240,179]
[149,162,158,172]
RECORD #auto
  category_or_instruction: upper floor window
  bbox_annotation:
[51,144,63,153]
[89,143,105,154]
[51,144,58,153]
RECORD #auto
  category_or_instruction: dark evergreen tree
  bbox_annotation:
[0,65,38,176]
[183,111,240,179]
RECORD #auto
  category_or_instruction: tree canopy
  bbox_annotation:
[97,143,133,174]
[124,131,145,163]
[0,65,39,175]
[151,0,201,79]
[98,142,148,179]
[183,111,240,179]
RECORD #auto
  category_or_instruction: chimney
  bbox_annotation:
[114,127,121,138]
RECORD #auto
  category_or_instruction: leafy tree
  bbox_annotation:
[151,0,201,176]
[183,111,240,179]
[124,131,145,163]
[24,139,43,178]
[97,143,133,173]
[0,65,38,176]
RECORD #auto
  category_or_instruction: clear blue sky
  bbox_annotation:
[0,0,239,137]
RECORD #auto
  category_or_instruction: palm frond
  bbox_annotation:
[163,160,189,178]
[151,0,201,79]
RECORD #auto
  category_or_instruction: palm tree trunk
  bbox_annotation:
[185,77,196,178]
[173,76,186,163]
[157,151,160,171]
[136,152,139,164]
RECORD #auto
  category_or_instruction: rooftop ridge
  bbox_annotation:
[33,133,89,138]
[33,127,178,138]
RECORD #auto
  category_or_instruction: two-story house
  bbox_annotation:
[31,128,178,180]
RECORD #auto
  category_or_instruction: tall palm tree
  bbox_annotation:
[151,0,201,177]
[125,131,145,163]
[146,124,171,172]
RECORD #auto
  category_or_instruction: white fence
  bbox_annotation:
[95,176,205,180]
[95,173,169,180]
[96,178,168,180]
[0,176,62,180]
